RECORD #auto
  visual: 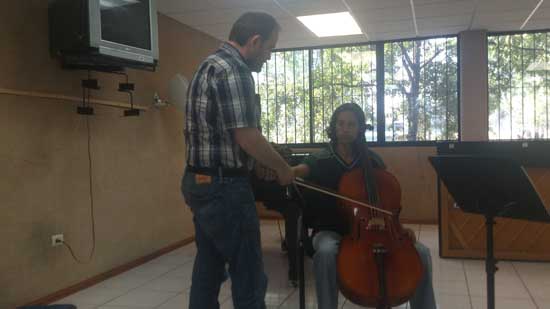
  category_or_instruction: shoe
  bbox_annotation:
[289,279,298,288]
[281,238,288,253]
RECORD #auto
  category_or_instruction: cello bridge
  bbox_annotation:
[366,217,386,231]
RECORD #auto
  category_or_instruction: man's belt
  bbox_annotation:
[186,165,249,177]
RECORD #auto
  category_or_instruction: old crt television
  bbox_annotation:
[49,0,159,71]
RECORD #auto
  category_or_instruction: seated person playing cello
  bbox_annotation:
[292,103,436,309]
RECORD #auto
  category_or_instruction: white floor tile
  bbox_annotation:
[470,296,537,309]
[436,294,472,309]
[53,286,128,307]
[50,223,550,309]
[102,290,178,307]
[156,292,189,309]
[535,298,550,308]
[94,272,153,293]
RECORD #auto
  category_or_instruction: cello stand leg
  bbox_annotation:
[297,212,306,309]
[485,212,497,309]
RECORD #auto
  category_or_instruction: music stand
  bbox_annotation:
[429,155,550,309]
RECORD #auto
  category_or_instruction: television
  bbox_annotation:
[49,0,159,71]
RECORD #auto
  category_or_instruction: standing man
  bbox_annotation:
[181,12,294,309]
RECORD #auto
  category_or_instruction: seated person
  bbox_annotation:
[292,103,436,309]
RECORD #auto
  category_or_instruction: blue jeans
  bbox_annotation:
[181,171,267,309]
[312,231,436,309]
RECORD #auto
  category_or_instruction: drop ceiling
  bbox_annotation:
[158,0,550,49]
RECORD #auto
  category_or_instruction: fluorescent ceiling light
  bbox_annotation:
[100,0,139,8]
[297,12,362,37]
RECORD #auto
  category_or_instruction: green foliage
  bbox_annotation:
[385,38,458,141]
[488,32,550,140]
[256,37,459,143]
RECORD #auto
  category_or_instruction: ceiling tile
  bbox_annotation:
[416,15,470,30]
[158,0,215,14]
[170,4,288,27]
[275,0,348,16]
[477,0,540,13]
[159,0,550,49]
[414,1,475,18]
[345,0,409,11]
[352,6,412,23]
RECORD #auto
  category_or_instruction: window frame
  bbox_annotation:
[487,29,550,141]
[258,33,461,147]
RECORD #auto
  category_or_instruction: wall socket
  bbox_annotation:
[51,234,64,247]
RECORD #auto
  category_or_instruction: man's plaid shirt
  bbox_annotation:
[185,42,261,170]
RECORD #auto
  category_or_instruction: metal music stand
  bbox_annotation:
[429,155,550,309]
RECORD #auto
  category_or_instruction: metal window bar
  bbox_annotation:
[340,47,344,104]
[521,34,525,138]
[434,40,439,141]
[283,52,288,143]
[403,44,407,140]
[309,49,314,143]
[374,45,378,140]
[445,38,450,140]
[265,63,270,140]
[422,41,431,139]
[359,47,365,116]
[293,51,296,143]
[391,44,395,141]
[497,36,501,139]
[330,49,333,130]
[352,47,355,101]
[274,53,279,143]
[533,34,537,137]
[257,37,456,144]
[510,35,513,139]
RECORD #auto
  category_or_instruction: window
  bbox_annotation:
[311,46,377,142]
[255,50,310,144]
[488,32,550,140]
[384,37,459,141]
[255,36,459,144]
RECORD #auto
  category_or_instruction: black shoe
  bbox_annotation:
[288,268,297,286]
[288,279,298,288]
[281,238,288,253]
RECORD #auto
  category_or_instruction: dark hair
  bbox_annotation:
[229,12,280,46]
[326,103,367,144]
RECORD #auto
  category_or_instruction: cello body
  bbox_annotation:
[336,167,423,308]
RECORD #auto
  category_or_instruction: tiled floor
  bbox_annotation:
[51,222,550,309]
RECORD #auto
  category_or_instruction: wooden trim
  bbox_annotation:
[0,87,148,111]
[20,237,194,307]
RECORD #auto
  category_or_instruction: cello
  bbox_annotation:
[294,147,423,308]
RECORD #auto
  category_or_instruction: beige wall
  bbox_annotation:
[372,146,438,223]
[0,3,220,308]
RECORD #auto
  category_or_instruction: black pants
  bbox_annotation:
[250,176,300,281]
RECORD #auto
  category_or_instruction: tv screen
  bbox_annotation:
[100,0,152,51]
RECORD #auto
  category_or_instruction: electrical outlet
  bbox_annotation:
[51,234,64,247]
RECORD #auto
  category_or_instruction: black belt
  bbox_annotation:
[186,165,249,177]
